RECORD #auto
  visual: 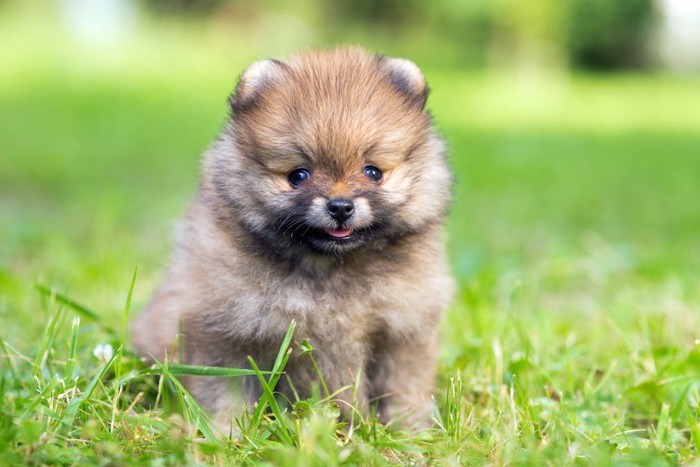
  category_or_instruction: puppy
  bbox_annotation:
[132,46,454,430]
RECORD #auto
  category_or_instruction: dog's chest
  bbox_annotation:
[225,266,439,345]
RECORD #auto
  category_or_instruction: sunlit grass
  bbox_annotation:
[430,71,700,133]
[2,4,700,464]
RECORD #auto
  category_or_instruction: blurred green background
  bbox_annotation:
[1,0,699,344]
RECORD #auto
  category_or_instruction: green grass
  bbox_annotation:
[2,7,700,465]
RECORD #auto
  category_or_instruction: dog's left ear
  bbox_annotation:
[379,57,428,109]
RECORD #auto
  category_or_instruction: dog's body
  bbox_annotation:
[132,47,454,429]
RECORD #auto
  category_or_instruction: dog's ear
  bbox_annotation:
[379,56,428,109]
[229,59,287,114]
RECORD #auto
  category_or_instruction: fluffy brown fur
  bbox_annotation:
[132,46,454,431]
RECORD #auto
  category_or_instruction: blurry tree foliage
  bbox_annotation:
[143,0,225,14]
[139,0,659,70]
[565,0,657,69]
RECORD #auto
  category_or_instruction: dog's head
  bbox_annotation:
[208,47,451,257]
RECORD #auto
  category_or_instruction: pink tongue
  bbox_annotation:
[325,227,353,238]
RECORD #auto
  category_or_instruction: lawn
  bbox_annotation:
[2,9,700,465]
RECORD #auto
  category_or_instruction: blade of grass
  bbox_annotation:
[248,356,294,445]
[122,266,138,327]
[300,338,330,398]
[35,284,117,338]
[64,317,80,380]
[117,266,138,380]
[153,358,217,441]
[19,377,63,420]
[655,403,672,449]
[0,336,19,387]
[271,320,296,382]
[33,295,65,376]
[247,320,296,433]
[670,383,693,421]
[162,364,270,377]
[35,284,99,322]
[584,360,618,403]
[110,363,272,387]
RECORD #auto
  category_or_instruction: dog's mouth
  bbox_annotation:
[299,225,371,254]
[324,227,354,239]
[272,217,380,255]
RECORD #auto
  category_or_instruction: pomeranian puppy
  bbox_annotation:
[132,46,454,430]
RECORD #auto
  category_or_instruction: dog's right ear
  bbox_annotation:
[229,59,287,114]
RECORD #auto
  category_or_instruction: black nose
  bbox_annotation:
[327,198,355,222]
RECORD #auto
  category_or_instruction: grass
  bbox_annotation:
[2,6,700,465]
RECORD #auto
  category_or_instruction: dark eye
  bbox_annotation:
[363,165,382,183]
[288,168,311,187]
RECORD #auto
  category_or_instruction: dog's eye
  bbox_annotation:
[288,168,311,187]
[363,165,382,183]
